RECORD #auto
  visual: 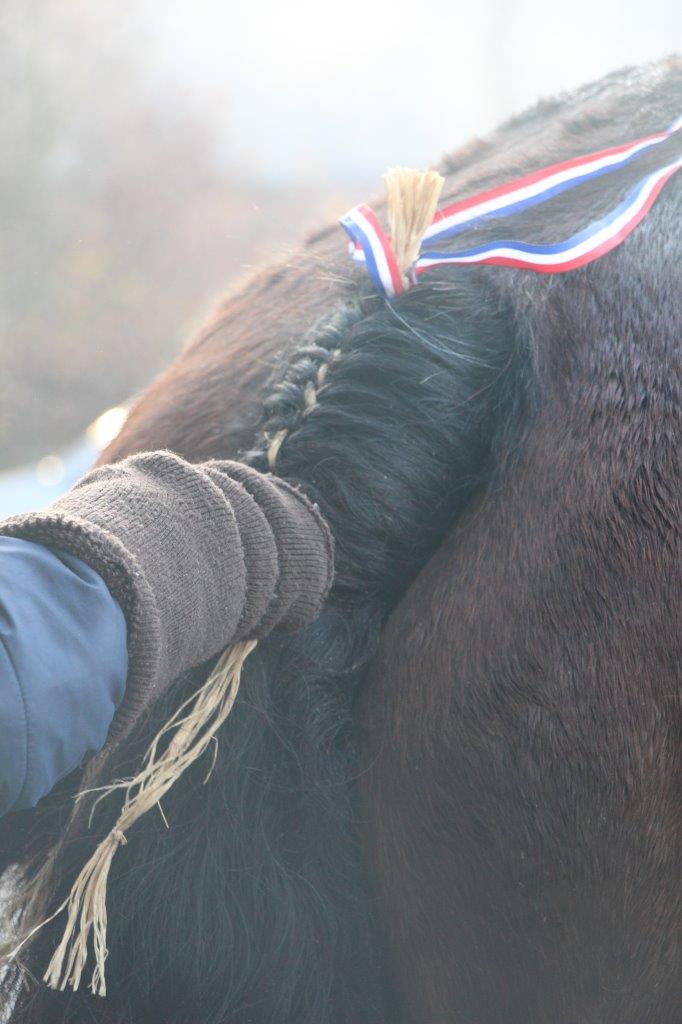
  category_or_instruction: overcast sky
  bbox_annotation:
[139,0,682,186]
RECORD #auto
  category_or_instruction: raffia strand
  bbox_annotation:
[7,638,257,997]
[383,167,444,284]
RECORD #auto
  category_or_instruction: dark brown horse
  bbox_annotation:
[2,58,681,1023]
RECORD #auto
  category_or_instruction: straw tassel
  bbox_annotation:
[383,167,444,285]
[7,638,257,997]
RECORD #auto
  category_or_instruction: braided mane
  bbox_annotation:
[3,273,517,1022]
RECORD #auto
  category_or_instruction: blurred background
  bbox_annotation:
[1,0,680,511]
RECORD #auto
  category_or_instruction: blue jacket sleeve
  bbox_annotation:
[0,537,128,817]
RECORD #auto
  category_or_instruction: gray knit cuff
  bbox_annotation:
[0,453,334,741]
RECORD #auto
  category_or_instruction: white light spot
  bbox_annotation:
[87,406,128,450]
[36,455,65,487]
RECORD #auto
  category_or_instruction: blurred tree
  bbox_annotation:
[0,1,339,469]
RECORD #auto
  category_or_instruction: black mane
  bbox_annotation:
[4,274,519,1023]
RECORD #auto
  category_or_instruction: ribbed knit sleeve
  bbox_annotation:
[0,453,333,739]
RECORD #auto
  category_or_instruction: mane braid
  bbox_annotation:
[264,344,342,469]
[2,331,355,1000]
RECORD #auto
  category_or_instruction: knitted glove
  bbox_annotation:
[0,452,333,737]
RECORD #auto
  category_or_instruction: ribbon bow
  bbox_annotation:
[341,114,682,298]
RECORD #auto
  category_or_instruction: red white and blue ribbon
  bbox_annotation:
[341,115,682,298]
